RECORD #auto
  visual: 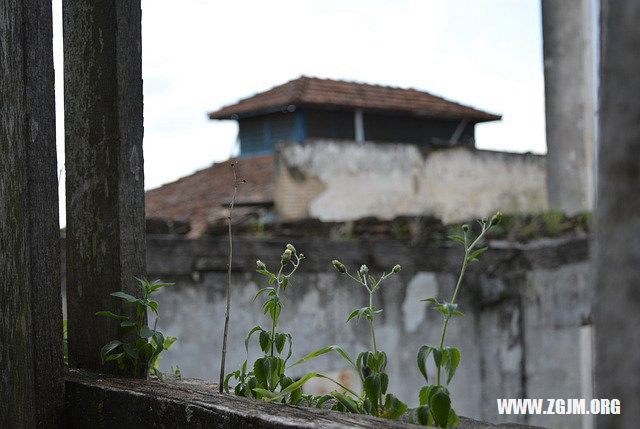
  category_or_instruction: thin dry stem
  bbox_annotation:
[219,162,240,392]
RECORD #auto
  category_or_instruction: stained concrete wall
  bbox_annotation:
[62,234,592,428]
[273,141,547,223]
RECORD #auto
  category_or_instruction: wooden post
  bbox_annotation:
[595,1,640,427]
[63,0,146,375]
[0,0,63,426]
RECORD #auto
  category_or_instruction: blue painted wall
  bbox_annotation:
[238,107,475,156]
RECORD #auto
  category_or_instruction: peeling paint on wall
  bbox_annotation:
[275,141,547,222]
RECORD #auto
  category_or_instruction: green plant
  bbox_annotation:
[63,319,68,366]
[223,244,308,404]
[171,365,181,377]
[286,261,407,420]
[408,212,502,428]
[96,277,175,380]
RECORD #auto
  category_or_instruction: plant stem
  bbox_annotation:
[369,292,378,354]
[436,226,489,385]
[270,263,284,357]
[219,162,239,393]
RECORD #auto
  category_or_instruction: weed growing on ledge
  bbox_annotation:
[408,212,502,427]
[285,261,407,420]
[224,244,312,404]
[96,278,176,380]
[63,320,69,366]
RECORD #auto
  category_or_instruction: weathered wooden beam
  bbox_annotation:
[1,0,63,426]
[63,0,146,375]
[24,0,65,425]
[595,1,640,427]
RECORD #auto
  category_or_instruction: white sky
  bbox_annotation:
[52,0,545,227]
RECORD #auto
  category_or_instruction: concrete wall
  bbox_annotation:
[273,141,547,223]
[62,234,592,428]
[541,0,596,214]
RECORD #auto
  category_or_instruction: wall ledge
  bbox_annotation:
[64,369,543,428]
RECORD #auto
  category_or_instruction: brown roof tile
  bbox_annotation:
[208,76,500,122]
[145,155,273,237]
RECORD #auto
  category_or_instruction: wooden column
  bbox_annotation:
[594,1,640,427]
[0,0,63,426]
[63,0,146,375]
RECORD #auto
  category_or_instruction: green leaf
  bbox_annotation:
[448,234,466,245]
[363,374,382,412]
[253,287,274,302]
[100,340,123,362]
[433,348,445,369]
[259,330,271,353]
[331,391,359,414]
[289,345,358,374]
[253,357,270,389]
[149,280,174,292]
[361,397,372,414]
[380,372,389,395]
[419,385,436,406]
[246,377,259,398]
[110,291,139,303]
[280,376,293,390]
[275,333,286,354]
[346,308,362,323]
[381,393,408,420]
[148,300,159,314]
[244,326,263,355]
[448,408,460,427]
[417,345,433,383]
[420,297,439,304]
[468,247,489,261]
[140,325,153,338]
[95,311,128,320]
[123,343,138,359]
[223,371,237,393]
[430,388,451,428]
[288,387,302,404]
[315,394,333,409]
[415,405,432,425]
[445,347,461,385]
[283,334,293,365]
[252,388,279,399]
[104,352,124,363]
[256,269,274,278]
[374,351,387,372]
[260,372,359,402]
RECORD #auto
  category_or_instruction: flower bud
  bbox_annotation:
[360,265,369,276]
[462,224,469,232]
[482,216,489,224]
[286,243,296,253]
[282,249,292,265]
[256,260,266,270]
[490,211,503,226]
[332,260,347,273]
[393,264,401,273]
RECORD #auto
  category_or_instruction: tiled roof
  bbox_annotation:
[208,76,501,122]
[145,155,274,237]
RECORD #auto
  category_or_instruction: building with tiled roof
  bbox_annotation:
[209,76,501,156]
[145,155,274,237]
[146,77,506,234]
